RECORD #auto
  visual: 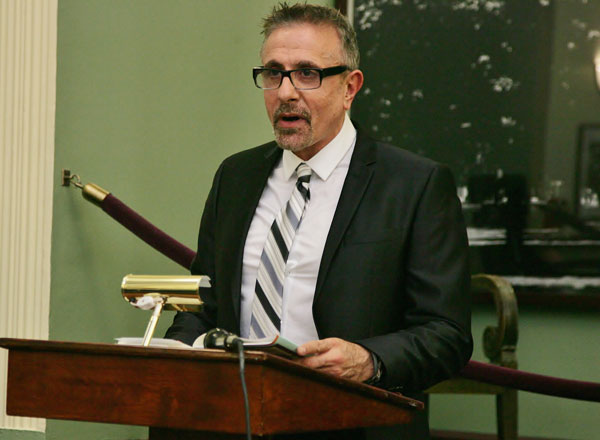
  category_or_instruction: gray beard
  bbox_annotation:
[272,103,313,152]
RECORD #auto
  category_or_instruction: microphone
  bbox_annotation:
[204,328,243,351]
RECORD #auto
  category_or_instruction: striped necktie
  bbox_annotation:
[249,163,312,338]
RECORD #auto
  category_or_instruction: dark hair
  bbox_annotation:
[261,2,360,70]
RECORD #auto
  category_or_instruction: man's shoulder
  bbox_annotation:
[356,130,441,174]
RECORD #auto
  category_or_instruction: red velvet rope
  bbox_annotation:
[96,192,600,402]
[100,194,196,269]
[461,361,600,402]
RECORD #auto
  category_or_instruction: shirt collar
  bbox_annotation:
[282,113,357,181]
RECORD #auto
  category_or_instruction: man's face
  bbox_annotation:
[261,23,360,160]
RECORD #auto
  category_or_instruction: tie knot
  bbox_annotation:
[296,163,312,179]
[295,163,311,200]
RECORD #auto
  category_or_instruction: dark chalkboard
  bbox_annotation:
[351,0,554,188]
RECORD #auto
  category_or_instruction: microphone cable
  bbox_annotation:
[232,338,252,440]
[205,329,251,440]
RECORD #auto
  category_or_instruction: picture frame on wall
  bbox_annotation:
[576,124,600,221]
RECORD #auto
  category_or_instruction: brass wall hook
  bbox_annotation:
[61,168,110,206]
[61,169,83,189]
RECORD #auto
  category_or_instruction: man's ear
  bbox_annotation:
[343,69,364,111]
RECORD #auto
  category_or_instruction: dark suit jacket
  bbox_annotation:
[166,130,472,439]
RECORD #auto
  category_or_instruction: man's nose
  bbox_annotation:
[277,76,299,101]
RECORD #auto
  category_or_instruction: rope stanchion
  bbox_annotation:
[461,360,600,402]
[63,170,600,403]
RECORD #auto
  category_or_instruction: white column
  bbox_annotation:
[0,0,57,431]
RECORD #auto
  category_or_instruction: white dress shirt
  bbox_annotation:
[240,114,357,344]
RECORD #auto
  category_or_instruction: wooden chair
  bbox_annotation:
[427,274,519,440]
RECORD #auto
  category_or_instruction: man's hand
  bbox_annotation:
[296,337,374,382]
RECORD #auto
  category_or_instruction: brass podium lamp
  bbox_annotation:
[121,274,211,346]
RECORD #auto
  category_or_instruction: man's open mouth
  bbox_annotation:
[274,106,311,127]
[276,112,310,129]
[281,115,302,122]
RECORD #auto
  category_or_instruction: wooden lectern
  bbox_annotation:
[0,338,423,439]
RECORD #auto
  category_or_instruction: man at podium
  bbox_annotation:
[166,3,472,438]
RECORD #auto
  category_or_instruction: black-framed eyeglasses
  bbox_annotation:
[252,65,349,90]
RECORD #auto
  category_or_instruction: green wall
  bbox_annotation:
[2,1,598,439]
[49,1,328,439]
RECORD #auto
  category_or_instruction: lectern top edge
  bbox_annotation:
[2,337,423,436]
[0,338,423,411]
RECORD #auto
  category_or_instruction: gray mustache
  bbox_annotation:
[273,105,311,124]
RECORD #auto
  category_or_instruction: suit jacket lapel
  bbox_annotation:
[314,131,376,301]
